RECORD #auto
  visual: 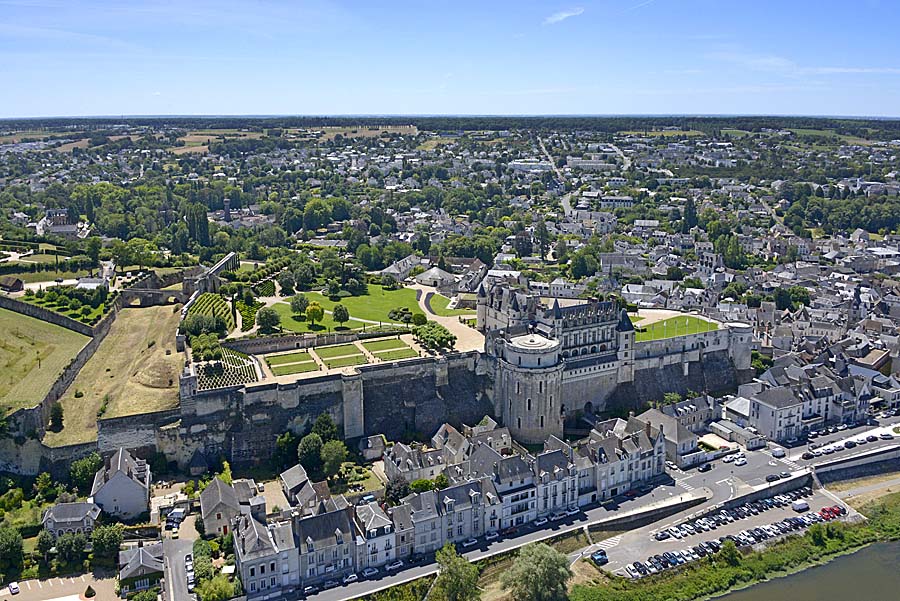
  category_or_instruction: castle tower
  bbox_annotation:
[494,332,564,444]
[726,322,753,373]
[615,308,636,384]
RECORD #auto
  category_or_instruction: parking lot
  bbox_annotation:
[0,573,116,601]
[599,487,849,577]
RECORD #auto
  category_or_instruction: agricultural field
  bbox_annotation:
[304,285,418,324]
[633,315,718,342]
[0,307,89,413]
[619,129,705,137]
[188,292,235,331]
[43,306,183,447]
[314,125,417,141]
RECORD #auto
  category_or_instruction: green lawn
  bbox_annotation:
[265,351,313,365]
[428,293,476,317]
[361,338,408,352]
[271,362,320,376]
[29,296,105,323]
[0,307,89,413]
[634,316,718,341]
[272,302,364,333]
[304,285,419,323]
[374,348,418,361]
[5,269,90,284]
[314,343,362,359]
[324,355,368,369]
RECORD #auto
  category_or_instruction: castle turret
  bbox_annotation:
[494,332,564,444]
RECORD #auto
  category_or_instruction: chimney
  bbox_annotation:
[645,420,651,439]
[628,410,635,419]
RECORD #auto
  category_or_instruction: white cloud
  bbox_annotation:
[543,7,584,25]
[812,66,900,74]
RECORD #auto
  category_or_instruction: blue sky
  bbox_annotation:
[1,0,899,117]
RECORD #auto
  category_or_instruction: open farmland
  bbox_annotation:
[43,306,182,446]
[0,307,89,414]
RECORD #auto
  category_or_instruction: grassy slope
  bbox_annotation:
[0,307,89,413]
[304,285,418,323]
[43,306,182,446]
[271,301,364,333]
[429,293,476,317]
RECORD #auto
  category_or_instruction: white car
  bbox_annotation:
[343,573,359,584]
[734,457,748,466]
[666,460,678,470]
[722,454,735,463]
[534,517,549,527]
[461,538,478,548]
[625,564,640,578]
[362,567,379,578]
[771,447,786,458]
[565,506,580,517]
[385,560,404,571]
[550,512,565,521]
[485,530,499,540]
[8,582,20,595]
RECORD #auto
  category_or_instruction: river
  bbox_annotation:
[720,541,900,601]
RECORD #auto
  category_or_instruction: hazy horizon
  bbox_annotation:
[3,0,900,118]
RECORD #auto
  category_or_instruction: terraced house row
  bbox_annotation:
[227,415,665,599]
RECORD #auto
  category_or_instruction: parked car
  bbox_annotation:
[462,538,478,548]
[362,567,379,578]
[771,447,786,458]
[343,573,359,584]
[550,512,565,521]
[698,463,712,472]
[8,582,19,595]
[565,506,580,516]
[534,517,549,527]
[655,530,670,541]
[590,550,608,565]
[766,474,780,482]
[385,560,404,571]
[734,457,748,466]
[485,531,499,541]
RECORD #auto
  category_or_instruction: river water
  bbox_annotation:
[720,541,900,601]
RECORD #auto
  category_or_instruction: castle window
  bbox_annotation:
[537,357,541,366]
[527,398,532,411]
[516,382,520,394]
[539,381,543,393]
[517,417,521,429]
[540,416,544,428]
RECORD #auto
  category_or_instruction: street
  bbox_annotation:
[163,538,195,601]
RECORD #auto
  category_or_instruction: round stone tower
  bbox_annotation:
[726,322,753,373]
[494,332,564,444]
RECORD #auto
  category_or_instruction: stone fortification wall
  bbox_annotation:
[1,294,118,439]
[223,330,406,356]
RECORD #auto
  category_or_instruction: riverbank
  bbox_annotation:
[569,491,900,601]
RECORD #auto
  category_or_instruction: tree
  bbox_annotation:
[256,306,281,333]
[70,453,103,493]
[535,219,550,260]
[91,524,124,560]
[410,479,435,493]
[433,543,480,601]
[49,401,64,431]
[194,555,214,581]
[36,529,54,562]
[413,321,456,350]
[321,440,348,479]
[274,431,300,469]
[289,293,309,316]
[297,433,323,473]
[412,313,427,326]
[306,301,324,325]
[312,413,338,442]
[662,392,683,406]
[196,574,234,601]
[500,543,571,601]
[386,476,410,503]
[332,303,349,327]
[0,527,23,570]
[131,591,157,601]
[34,471,55,501]
[434,473,449,490]
[719,538,741,565]
[276,271,295,296]
[85,236,102,269]
[774,287,793,311]
[809,523,827,547]
[56,531,87,564]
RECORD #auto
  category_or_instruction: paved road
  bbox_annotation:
[784,414,900,465]
[163,538,195,601]
[537,136,565,183]
[609,143,631,170]
[560,192,575,217]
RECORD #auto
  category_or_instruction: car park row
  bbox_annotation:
[613,488,847,579]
